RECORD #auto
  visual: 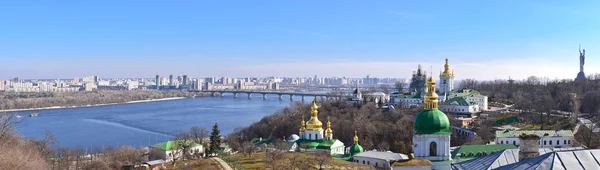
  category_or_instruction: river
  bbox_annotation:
[13,94,311,148]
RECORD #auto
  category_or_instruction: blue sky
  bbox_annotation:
[1,0,599,80]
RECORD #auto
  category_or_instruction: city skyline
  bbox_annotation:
[2,1,600,79]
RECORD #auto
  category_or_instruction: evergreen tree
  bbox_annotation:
[209,123,221,155]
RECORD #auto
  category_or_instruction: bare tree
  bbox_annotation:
[263,144,285,170]
[394,81,405,93]
[459,79,478,89]
[189,126,209,145]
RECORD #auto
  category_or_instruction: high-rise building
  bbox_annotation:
[169,74,174,87]
[155,74,160,90]
[0,80,5,91]
[160,77,168,86]
[182,74,188,85]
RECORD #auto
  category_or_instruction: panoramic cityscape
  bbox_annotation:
[2,1,600,170]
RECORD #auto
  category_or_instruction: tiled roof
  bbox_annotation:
[451,149,519,170]
[495,130,574,138]
[450,88,486,97]
[451,144,517,161]
[496,149,600,170]
[443,97,470,106]
[353,151,409,161]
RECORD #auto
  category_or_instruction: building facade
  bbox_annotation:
[495,130,574,148]
[412,75,452,170]
[293,97,345,155]
[438,58,454,94]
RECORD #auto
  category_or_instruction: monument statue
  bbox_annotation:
[576,45,586,80]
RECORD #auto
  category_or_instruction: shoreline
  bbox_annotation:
[0,97,187,113]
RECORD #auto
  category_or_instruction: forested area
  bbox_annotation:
[226,100,422,154]
[0,91,206,111]
[228,74,600,153]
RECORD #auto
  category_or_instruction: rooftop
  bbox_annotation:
[353,151,409,161]
[496,129,574,138]
[150,140,202,151]
[496,149,600,170]
[451,144,517,161]
[391,159,433,167]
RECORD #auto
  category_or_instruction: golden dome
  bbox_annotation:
[441,58,454,78]
[424,73,439,110]
[325,117,332,136]
[305,96,323,131]
[353,130,359,144]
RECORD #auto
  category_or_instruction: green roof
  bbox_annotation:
[443,97,470,106]
[349,143,364,156]
[414,109,451,134]
[450,88,486,97]
[251,138,274,145]
[295,139,341,150]
[151,140,202,151]
[451,144,517,161]
[495,130,574,138]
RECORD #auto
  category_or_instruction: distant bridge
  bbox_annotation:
[195,90,346,101]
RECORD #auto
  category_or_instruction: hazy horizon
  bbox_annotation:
[2,1,599,80]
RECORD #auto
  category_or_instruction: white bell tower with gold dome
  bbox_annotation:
[439,58,454,94]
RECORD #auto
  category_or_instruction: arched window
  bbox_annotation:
[513,141,516,145]
[550,140,552,145]
[430,142,437,156]
[557,140,559,145]
[544,140,547,145]
[500,141,503,144]
[309,134,312,140]
[315,134,318,140]
[564,140,567,145]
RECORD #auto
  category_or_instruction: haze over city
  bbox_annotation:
[1,0,600,79]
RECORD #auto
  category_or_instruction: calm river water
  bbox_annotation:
[13,94,309,148]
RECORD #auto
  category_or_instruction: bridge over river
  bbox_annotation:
[196,90,346,101]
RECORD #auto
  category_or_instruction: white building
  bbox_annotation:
[345,84,362,105]
[412,75,452,170]
[127,81,139,90]
[292,97,345,155]
[84,82,97,91]
[150,140,204,162]
[446,88,488,111]
[495,130,574,148]
[438,58,454,94]
[352,151,409,169]
[439,97,481,114]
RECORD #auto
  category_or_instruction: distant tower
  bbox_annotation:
[155,74,160,90]
[439,58,455,93]
[576,45,586,81]
[508,76,515,84]
[182,74,188,85]
[169,74,174,88]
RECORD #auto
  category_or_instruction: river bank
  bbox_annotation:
[0,97,187,113]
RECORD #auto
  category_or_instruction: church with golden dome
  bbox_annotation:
[286,96,346,155]
[412,73,453,170]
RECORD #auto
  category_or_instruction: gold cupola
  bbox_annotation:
[441,58,454,78]
[424,73,439,110]
[325,116,333,136]
[299,114,306,133]
[305,96,323,131]
[353,131,359,144]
